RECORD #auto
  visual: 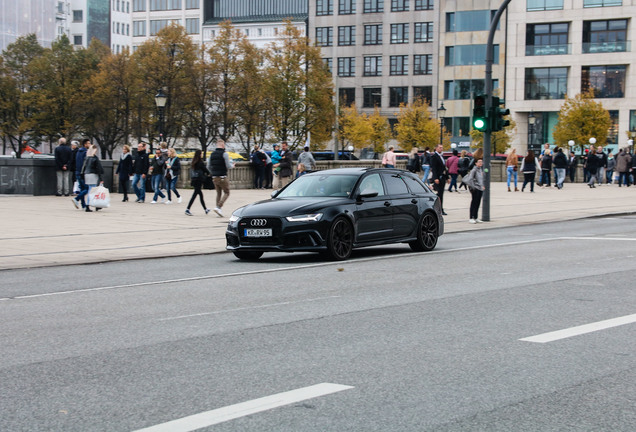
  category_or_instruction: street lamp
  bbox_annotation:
[154,88,168,154]
[437,102,446,148]
[528,110,536,152]
[589,137,596,148]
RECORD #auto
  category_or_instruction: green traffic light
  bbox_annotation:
[474,118,486,130]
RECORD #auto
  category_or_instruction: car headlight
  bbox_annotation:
[286,213,323,222]
[229,214,240,223]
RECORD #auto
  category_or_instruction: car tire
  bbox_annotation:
[409,211,438,252]
[233,250,264,261]
[324,217,354,261]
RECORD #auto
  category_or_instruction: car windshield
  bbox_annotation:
[277,174,359,198]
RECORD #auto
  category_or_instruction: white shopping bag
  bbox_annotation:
[73,181,80,194]
[89,185,110,208]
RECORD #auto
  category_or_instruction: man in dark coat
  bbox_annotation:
[585,146,600,188]
[430,144,449,215]
[132,142,149,203]
[54,137,73,196]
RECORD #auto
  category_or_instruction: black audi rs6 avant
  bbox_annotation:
[226,167,444,261]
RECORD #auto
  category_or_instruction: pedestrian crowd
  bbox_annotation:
[248,141,300,189]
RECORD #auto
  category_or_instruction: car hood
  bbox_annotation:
[237,197,351,217]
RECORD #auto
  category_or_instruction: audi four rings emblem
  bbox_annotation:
[250,219,267,227]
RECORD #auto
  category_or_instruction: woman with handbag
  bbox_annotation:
[164,148,182,204]
[185,150,211,216]
[506,148,519,192]
[80,144,104,212]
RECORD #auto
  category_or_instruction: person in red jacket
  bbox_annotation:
[446,149,459,192]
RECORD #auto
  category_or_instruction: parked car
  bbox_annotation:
[226,167,444,261]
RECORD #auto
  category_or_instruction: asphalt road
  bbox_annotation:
[2,216,636,431]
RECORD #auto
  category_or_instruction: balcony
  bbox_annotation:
[583,41,629,53]
[525,44,571,56]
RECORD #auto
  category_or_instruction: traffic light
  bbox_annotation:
[491,96,511,132]
[472,94,488,132]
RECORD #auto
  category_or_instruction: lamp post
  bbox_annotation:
[154,88,168,154]
[528,110,536,153]
[437,102,446,148]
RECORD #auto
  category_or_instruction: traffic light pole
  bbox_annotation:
[482,0,511,222]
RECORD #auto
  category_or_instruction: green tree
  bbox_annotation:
[552,90,612,152]
[265,22,334,150]
[0,34,44,156]
[394,99,440,151]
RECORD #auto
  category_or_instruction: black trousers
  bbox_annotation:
[470,189,483,220]
[434,180,445,211]
[119,177,129,199]
[522,172,535,192]
[187,181,206,210]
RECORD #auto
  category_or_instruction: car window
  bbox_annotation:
[402,174,430,194]
[357,173,385,196]
[277,174,358,198]
[381,173,410,195]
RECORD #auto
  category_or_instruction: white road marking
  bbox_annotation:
[4,236,636,302]
[132,383,354,432]
[520,313,636,343]
[158,296,342,321]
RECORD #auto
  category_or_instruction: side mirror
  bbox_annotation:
[357,189,379,200]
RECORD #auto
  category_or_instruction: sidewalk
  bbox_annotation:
[1,181,635,270]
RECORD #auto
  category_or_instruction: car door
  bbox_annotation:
[380,172,419,238]
[353,173,393,243]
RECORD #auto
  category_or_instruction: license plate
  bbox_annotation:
[244,228,272,237]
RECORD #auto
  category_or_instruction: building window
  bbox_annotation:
[338,26,356,46]
[339,0,356,14]
[186,18,199,34]
[72,10,83,23]
[527,0,563,11]
[413,54,432,75]
[584,0,621,6]
[390,55,408,75]
[117,0,121,11]
[448,117,470,137]
[133,20,146,37]
[445,45,499,66]
[413,86,432,103]
[583,19,627,53]
[607,110,619,145]
[526,23,569,56]
[363,88,382,107]
[316,27,333,47]
[364,0,384,13]
[186,0,199,8]
[391,24,409,44]
[117,22,121,34]
[364,24,382,45]
[446,10,497,32]
[338,57,355,77]
[389,87,408,107]
[73,35,83,45]
[363,56,382,76]
[150,19,169,35]
[169,0,181,9]
[414,22,433,43]
[150,0,168,10]
[525,67,568,99]
[339,88,356,106]
[317,0,334,15]
[127,24,130,35]
[444,79,499,100]
[127,1,130,12]
[582,65,626,98]
[133,0,146,11]
[391,0,409,12]
[322,58,333,73]
[414,0,433,9]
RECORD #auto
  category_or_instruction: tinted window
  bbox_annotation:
[358,173,385,196]
[402,174,430,193]
[382,173,410,195]
[278,174,358,197]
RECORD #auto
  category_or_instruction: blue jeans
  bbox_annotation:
[422,165,431,183]
[540,170,551,186]
[151,174,165,201]
[506,166,518,188]
[555,168,566,188]
[448,174,458,191]
[75,173,88,208]
[133,173,145,201]
[167,176,180,200]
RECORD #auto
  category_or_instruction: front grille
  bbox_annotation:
[238,217,282,245]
